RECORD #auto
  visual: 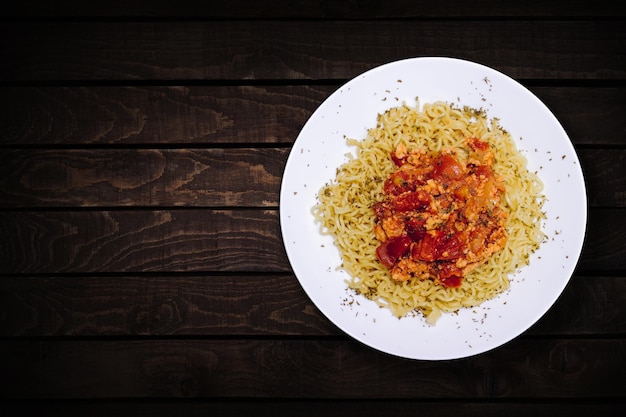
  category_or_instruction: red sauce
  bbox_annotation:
[372,139,508,287]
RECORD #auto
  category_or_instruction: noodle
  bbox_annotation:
[312,100,546,324]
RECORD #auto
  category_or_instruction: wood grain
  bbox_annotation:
[0,210,285,273]
[0,86,330,145]
[1,86,625,146]
[578,148,626,207]
[1,21,624,81]
[0,148,289,207]
[0,275,623,337]
[0,274,337,337]
[0,338,623,399]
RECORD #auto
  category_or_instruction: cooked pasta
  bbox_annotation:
[312,100,546,324]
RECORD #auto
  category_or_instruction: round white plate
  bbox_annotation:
[279,57,587,360]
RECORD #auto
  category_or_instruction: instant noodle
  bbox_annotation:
[312,100,546,324]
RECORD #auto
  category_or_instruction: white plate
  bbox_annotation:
[279,57,587,360]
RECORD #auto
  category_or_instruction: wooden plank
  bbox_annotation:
[0,275,623,337]
[0,208,623,273]
[1,86,624,147]
[0,210,286,273]
[0,21,624,81]
[0,148,289,208]
[0,274,337,337]
[3,399,625,417]
[530,275,626,335]
[3,0,624,18]
[0,86,331,146]
[531,87,626,148]
[0,147,621,208]
[578,149,626,208]
[0,338,623,399]
[578,209,626,272]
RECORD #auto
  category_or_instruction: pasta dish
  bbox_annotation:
[312,100,546,324]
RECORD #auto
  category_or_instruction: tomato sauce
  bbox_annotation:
[372,139,508,287]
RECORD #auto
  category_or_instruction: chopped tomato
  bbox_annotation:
[391,151,407,167]
[376,236,412,268]
[411,230,465,262]
[441,275,463,288]
[383,171,414,195]
[453,183,470,200]
[411,232,439,262]
[468,137,489,151]
[372,202,388,220]
[438,264,463,287]
[435,232,465,260]
[391,143,409,166]
[470,164,491,178]
[405,218,426,241]
[432,154,464,183]
[391,190,431,212]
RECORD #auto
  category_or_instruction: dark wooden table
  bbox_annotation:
[1,1,625,415]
